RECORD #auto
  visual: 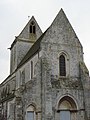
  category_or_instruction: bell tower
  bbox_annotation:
[10,16,42,73]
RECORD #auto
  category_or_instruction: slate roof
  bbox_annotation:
[17,29,48,69]
[10,16,42,50]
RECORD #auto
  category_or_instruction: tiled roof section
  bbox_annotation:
[17,29,48,69]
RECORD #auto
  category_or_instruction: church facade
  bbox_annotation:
[0,9,90,120]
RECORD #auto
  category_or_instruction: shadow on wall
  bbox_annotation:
[0,113,6,120]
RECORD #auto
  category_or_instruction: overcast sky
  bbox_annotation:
[0,0,90,83]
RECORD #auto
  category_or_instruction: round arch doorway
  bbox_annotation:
[57,96,77,120]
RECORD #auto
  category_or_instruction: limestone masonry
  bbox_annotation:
[0,9,90,120]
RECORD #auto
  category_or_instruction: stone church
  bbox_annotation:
[0,8,90,120]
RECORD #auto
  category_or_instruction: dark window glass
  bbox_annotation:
[33,26,36,34]
[30,25,32,33]
[31,61,33,79]
[29,21,36,34]
[59,55,66,76]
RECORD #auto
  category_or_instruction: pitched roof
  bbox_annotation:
[10,16,42,49]
[17,29,48,69]
[17,8,82,69]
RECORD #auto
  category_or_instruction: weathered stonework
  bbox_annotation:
[0,9,90,120]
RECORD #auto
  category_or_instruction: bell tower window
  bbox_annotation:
[59,55,66,76]
[30,21,36,34]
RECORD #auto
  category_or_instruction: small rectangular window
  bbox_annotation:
[27,111,34,120]
[31,61,33,79]
[33,26,36,34]
[30,25,32,33]
[60,111,70,120]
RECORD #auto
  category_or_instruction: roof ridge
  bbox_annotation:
[17,28,49,69]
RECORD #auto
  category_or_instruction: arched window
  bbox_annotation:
[30,21,36,34]
[58,96,77,120]
[26,105,36,120]
[59,55,66,76]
